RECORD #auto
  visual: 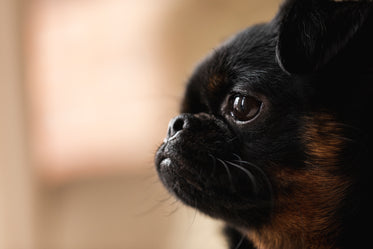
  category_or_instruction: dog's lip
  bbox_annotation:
[156,135,181,169]
[159,157,172,168]
[156,152,205,193]
[155,145,173,169]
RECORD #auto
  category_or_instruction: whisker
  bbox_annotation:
[169,198,179,206]
[165,203,181,217]
[225,160,259,194]
[233,159,275,211]
[216,158,235,191]
[232,153,242,161]
[157,195,173,203]
[135,193,175,217]
[185,199,199,233]
[191,200,198,225]
[134,202,164,216]
[228,136,239,143]
[208,153,217,178]
[234,234,246,249]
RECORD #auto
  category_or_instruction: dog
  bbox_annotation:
[155,0,373,248]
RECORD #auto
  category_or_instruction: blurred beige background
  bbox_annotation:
[0,0,280,248]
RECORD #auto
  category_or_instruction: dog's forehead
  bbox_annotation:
[182,23,283,113]
[205,24,278,91]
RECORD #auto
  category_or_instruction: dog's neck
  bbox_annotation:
[246,229,338,249]
[245,179,344,249]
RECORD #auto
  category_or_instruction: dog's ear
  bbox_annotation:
[275,0,373,74]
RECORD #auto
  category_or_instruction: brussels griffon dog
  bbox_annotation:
[155,0,373,248]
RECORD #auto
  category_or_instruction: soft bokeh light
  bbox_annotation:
[26,0,181,182]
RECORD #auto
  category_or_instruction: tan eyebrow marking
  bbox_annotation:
[207,74,226,92]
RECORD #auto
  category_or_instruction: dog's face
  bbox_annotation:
[156,1,373,248]
[156,24,300,227]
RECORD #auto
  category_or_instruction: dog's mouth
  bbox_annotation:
[156,141,259,195]
[158,157,171,169]
[154,114,274,227]
[155,140,209,195]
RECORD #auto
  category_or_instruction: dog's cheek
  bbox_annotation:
[247,114,352,249]
[302,114,346,168]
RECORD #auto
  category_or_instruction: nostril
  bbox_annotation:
[172,118,184,133]
[167,115,187,139]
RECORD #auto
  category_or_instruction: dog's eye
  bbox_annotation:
[229,95,262,122]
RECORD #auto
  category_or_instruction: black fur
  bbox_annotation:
[155,0,373,248]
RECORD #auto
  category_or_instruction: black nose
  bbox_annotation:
[167,114,188,139]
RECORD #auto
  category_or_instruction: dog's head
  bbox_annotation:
[155,0,373,248]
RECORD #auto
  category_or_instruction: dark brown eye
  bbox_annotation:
[230,95,262,122]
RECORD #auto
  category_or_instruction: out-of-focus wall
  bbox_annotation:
[1,0,280,248]
[0,0,35,248]
[25,0,280,183]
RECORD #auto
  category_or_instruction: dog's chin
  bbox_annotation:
[155,141,273,228]
[155,143,210,203]
[156,152,207,207]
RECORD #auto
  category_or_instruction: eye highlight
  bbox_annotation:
[229,95,262,122]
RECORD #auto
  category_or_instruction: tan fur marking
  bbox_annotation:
[207,74,224,92]
[246,113,351,249]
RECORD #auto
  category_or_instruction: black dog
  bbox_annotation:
[155,0,373,248]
